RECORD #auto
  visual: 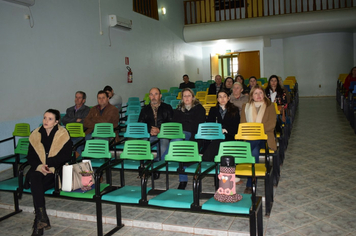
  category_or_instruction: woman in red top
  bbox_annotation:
[343,66,356,96]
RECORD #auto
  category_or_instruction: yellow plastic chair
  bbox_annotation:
[235,122,273,215]
[177,92,182,100]
[196,91,207,104]
[205,95,217,105]
[283,80,295,89]
[202,104,215,116]
[285,76,296,83]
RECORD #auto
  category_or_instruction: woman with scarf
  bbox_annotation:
[202,89,240,162]
[240,85,277,194]
[265,75,288,110]
[172,88,206,189]
[26,109,72,236]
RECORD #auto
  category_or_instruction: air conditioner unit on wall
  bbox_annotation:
[109,15,132,30]
[1,0,35,6]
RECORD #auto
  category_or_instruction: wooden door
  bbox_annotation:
[238,51,260,79]
[210,54,219,80]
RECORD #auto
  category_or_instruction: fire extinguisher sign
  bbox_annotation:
[125,57,129,65]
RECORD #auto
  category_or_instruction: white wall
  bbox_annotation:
[263,38,285,79]
[283,32,354,96]
[0,0,203,165]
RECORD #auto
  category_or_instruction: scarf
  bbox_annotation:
[150,102,161,126]
[245,101,266,123]
[219,105,227,119]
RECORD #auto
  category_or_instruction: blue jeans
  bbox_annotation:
[246,140,265,187]
[150,136,170,161]
[159,131,192,183]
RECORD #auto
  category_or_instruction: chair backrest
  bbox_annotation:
[235,123,267,141]
[13,123,31,137]
[127,100,141,106]
[120,140,154,160]
[81,139,112,159]
[14,138,30,155]
[126,105,141,114]
[195,122,225,140]
[214,141,255,164]
[256,81,262,87]
[257,78,265,85]
[160,89,168,94]
[157,122,185,139]
[92,123,116,138]
[164,96,177,104]
[202,104,215,116]
[195,81,203,86]
[124,122,150,138]
[285,76,296,83]
[207,80,214,84]
[176,92,182,100]
[196,91,207,102]
[191,88,198,95]
[128,97,140,102]
[259,77,268,84]
[169,87,179,93]
[284,85,291,92]
[170,99,180,109]
[66,123,86,138]
[205,94,217,105]
[125,114,140,125]
[165,141,201,162]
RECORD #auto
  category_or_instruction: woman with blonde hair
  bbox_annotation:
[240,85,276,193]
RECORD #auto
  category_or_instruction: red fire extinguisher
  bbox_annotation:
[127,66,133,83]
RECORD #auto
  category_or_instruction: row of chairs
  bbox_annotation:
[336,73,356,133]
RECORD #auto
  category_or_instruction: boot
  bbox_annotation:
[31,215,44,236]
[36,207,51,230]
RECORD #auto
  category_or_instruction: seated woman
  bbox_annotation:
[230,82,249,114]
[265,75,288,112]
[25,109,72,236]
[235,74,248,93]
[202,90,240,162]
[343,66,356,96]
[240,85,277,193]
[172,88,206,189]
[222,77,234,95]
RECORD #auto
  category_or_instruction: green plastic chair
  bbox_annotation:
[169,87,179,94]
[128,97,140,102]
[194,123,225,140]
[148,141,201,209]
[12,123,31,137]
[127,100,141,106]
[66,123,85,138]
[157,122,185,140]
[160,89,168,93]
[125,105,141,115]
[92,123,116,139]
[170,99,180,109]
[59,139,112,198]
[164,96,177,104]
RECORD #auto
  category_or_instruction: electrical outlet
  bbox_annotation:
[24,15,30,19]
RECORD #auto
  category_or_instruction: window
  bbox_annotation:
[133,0,159,20]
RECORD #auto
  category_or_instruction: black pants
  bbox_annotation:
[28,169,55,208]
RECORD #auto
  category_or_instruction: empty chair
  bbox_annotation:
[128,97,140,102]
[205,94,217,105]
[164,96,177,104]
[170,99,180,108]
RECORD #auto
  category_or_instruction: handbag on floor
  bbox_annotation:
[61,160,94,192]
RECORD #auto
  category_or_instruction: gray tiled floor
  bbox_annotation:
[1,97,356,235]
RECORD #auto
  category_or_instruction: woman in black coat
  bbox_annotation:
[202,90,240,161]
[172,88,206,189]
[26,109,72,236]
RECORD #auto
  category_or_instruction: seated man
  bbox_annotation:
[208,74,223,95]
[84,90,120,141]
[62,91,90,126]
[103,85,122,111]
[138,87,173,161]
[179,74,195,89]
[243,76,257,95]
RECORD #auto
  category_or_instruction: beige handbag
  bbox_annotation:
[61,160,94,192]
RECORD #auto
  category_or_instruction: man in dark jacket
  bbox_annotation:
[179,74,195,89]
[138,87,173,160]
[208,75,223,95]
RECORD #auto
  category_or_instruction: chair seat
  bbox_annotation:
[0,177,54,194]
[115,143,125,150]
[90,159,108,168]
[60,184,110,199]
[235,164,266,176]
[148,189,193,209]
[259,149,275,154]
[102,185,151,204]
[185,162,216,174]
[153,161,180,172]
[2,154,27,163]
[201,194,252,214]
[113,160,140,170]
